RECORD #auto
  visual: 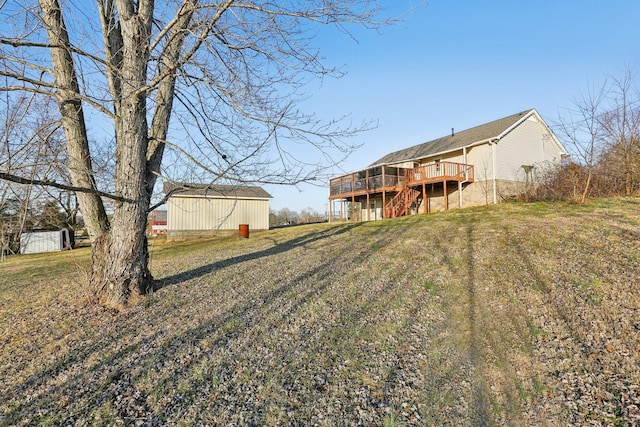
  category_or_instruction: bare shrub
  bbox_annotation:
[530,162,589,202]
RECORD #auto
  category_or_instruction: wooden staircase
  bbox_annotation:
[384,187,421,218]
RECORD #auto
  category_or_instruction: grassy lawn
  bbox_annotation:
[1,198,639,425]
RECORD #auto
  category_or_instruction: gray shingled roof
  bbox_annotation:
[164,182,272,199]
[370,109,534,166]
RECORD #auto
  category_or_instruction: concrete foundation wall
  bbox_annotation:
[451,180,528,209]
[416,179,529,213]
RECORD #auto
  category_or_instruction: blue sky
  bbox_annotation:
[265,0,640,214]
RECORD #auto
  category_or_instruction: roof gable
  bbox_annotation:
[370,109,537,166]
[164,182,272,199]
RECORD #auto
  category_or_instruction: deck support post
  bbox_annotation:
[382,190,387,219]
[422,182,427,214]
[444,180,448,210]
[351,195,355,221]
[366,193,370,221]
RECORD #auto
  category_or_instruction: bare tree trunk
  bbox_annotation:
[39,0,156,308]
[90,111,155,308]
[580,170,592,204]
[89,0,155,309]
[91,224,153,308]
[39,0,109,243]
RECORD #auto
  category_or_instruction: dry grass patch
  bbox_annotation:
[1,198,639,425]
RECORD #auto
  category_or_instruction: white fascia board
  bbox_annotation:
[533,109,569,154]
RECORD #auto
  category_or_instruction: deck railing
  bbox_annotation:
[330,162,474,199]
[406,162,474,185]
[329,174,404,197]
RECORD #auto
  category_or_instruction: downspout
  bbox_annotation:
[491,138,498,204]
[459,147,468,208]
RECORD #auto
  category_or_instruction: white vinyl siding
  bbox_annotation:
[168,195,270,232]
[413,151,465,167]
[496,118,562,181]
[465,144,493,181]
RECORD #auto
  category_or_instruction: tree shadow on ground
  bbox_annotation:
[427,224,493,425]
[155,222,362,290]
[464,225,492,426]
[1,219,413,425]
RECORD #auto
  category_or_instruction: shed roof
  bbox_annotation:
[370,109,536,166]
[164,182,272,199]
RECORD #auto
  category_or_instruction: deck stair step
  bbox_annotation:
[384,187,421,218]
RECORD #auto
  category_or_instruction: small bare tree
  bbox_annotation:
[0,1,402,308]
[300,207,323,223]
[0,92,48,256]
[555,68,640,202]
[1,91,90,252]
[597,69,640,196]
[555,82,608,204]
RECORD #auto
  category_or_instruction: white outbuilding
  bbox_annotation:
[164,183,272,237]
[20,229,72,254]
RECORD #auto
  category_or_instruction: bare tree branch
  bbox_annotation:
[0,171,132,203]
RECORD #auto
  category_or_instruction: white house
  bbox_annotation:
[329,109,568,220]
[164,183,272,237]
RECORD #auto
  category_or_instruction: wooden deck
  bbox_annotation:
[330,162,474,199]
[329,167,405,199]
[329,162,474,221]
[405,162,474,187]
